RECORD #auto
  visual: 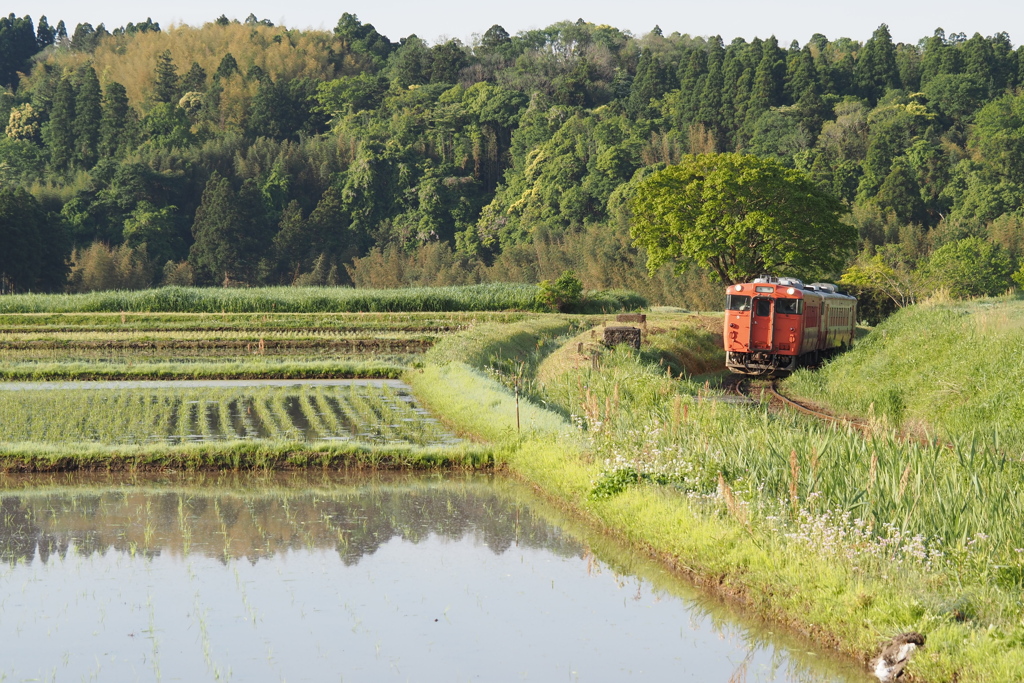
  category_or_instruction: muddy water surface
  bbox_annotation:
[0,471,871,682]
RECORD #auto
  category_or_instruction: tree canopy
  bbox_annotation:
[629,153,855,284]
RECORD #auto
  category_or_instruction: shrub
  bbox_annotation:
[924,237,1014,298]
[535,270,584,312]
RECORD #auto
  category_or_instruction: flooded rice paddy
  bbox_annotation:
[0,379,460,447]
[0,472,870,682]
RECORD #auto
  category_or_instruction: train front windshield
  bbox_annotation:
[726,295,751,311]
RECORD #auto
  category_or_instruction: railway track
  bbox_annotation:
[724,374,866,429]
[725,375,945,448]
[766,381,862,427]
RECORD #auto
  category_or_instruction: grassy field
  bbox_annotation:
[409,309,1024,683]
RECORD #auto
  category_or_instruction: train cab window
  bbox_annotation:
[754,298,772,316]
[727,295,751,311]
[776,299,803,315]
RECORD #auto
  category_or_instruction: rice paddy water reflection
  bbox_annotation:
[0,472,870,682]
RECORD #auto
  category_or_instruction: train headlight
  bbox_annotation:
[786,287,795,295]
[734,284,742,291]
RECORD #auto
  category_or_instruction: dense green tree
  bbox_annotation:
[214,53,239,80]
[430,40,468,84]
[695,38,725,138]
[180,62,207,93]
[386,36,433,87]
[152,50,179,103]
[272,200,309,280]
[73,65,102,168]
[248,78,322,140]
[627,49,669,118]
[69,22,109,52]
[3,17,1024,299]
[923,73,987,122]
[334,13,394,68]
[972,91,1024,185]
[43,75,75,171]
[142,103,195,148]
[875,156,926,225]
[855,24,901,103]
[748,109,809,164]
[315,73,390,115]
[629,153,855,283]
[0,14,40,89]
[479,24,513,59]
[98,81,136,159]
[35,16,55,49]
[122,201,179,265]
[0,187,69,292]
[189,173,248,284]
[919,29,950,87]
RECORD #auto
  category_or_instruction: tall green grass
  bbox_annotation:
[786,297,1024,450]
[0,285,646,314]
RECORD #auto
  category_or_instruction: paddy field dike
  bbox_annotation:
[1,284,1023,682]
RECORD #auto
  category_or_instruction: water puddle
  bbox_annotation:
[0,471,870,682]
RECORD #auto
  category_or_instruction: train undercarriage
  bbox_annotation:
[726,347,843,376]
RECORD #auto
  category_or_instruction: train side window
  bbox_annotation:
[776,299,803,315]
[726,295,751,311]
[754,298,772,316]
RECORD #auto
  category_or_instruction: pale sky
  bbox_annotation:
[6,0,1024,47]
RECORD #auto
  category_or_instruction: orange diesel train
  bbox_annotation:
[724,276,857,375]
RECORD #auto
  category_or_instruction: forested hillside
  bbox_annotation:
[2,13,1023,312]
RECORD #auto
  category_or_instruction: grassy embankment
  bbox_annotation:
[786,296,1024,450]
[409,310,1024,683]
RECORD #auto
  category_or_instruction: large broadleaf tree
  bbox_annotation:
[629,152,855,284]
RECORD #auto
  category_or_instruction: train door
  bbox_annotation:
[749,296,774,350]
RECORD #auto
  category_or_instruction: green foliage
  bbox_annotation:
[924,236,1014,297]
[0,186,69,293]
[589,467,640,499]
[630,153,854,283]
[0,14,38,89]
[535,270,583,312]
